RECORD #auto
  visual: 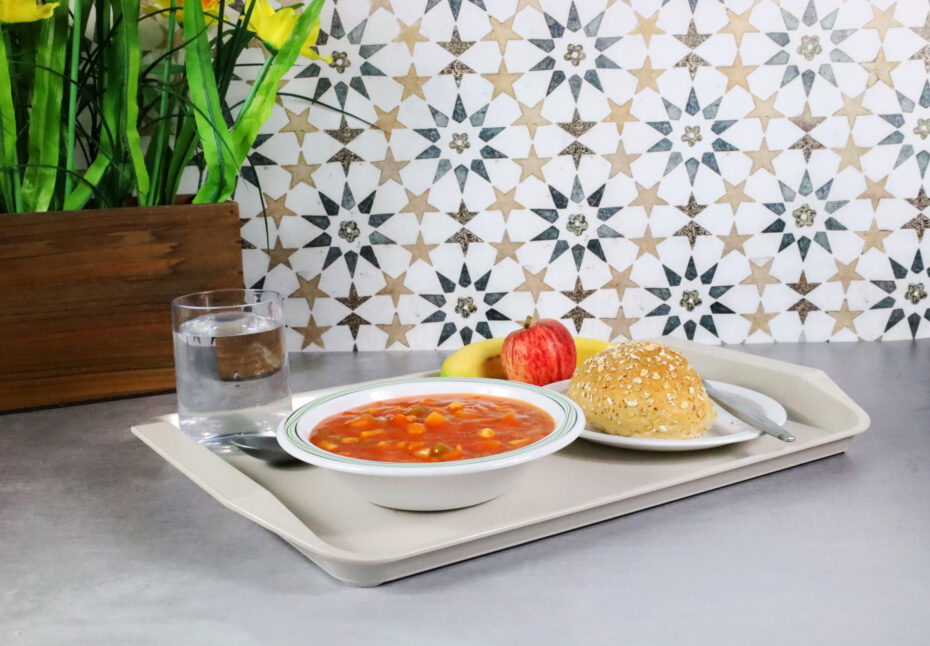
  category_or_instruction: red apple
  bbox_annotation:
[501,317,577,386]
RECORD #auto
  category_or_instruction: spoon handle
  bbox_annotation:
[702,380,796,443]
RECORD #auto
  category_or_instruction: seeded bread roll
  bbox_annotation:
[566,341,716,439]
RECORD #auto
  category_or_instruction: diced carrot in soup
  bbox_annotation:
[475,440,502,452]
[309,394,555,463]
[348,414,374,429]
[424,411,446,426]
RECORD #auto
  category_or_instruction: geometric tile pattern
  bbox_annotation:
[235,0,930,350]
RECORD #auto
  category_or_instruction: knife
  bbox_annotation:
[701,379,796,443]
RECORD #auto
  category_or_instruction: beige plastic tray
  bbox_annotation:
[132,339,870,587]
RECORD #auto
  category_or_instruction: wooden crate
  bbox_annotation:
[0,202,242,411]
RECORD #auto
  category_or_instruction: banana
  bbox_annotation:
[574,337,613,364]
[440,337,612,379]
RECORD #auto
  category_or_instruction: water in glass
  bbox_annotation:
[174,310,290,451]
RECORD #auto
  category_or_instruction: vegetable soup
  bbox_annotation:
[309,394,556,462]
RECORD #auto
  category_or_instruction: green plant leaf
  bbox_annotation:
[64,9,121,209]
[65,3,136,209]
[21,3,68,213]
[0,28,22,213]
[63,152,110,210]
[230,0,325,164]
[184,0,237,204]
[63,0,86,200]
[164,116,197,204]
[216,0,257,97]
[143,0,178,206]
[143,77,249,204]
[113,0,150,202]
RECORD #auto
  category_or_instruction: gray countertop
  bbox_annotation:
[2,342,928,645]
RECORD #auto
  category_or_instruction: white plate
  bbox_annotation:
[545,379,787,452]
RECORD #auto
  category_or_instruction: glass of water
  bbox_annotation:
[171,289,292,453]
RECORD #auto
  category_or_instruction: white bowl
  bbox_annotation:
[277,377,586,511]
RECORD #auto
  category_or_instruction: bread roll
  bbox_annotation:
[567,341,716,439]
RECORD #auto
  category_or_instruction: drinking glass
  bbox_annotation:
[171,289,291,453]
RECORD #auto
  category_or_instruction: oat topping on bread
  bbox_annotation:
[567,341,716,439]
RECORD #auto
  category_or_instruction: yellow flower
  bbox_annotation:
[248,0,330,62]
[0,0,59,23]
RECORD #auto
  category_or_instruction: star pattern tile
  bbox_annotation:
[306,184,396,277]
[762,170,850,262]
[231,0,930,350]
[876,81,930,178]
[641,257,736,342]
[306,9,391,106]
[762,1,861,96]
[529,177,624,271]
[519,2,626,103]
[419,264,512,346]
[870,250,930,339]
[412,94,512,191]
[645,88,741,185]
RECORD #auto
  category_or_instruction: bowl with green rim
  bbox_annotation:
[277,377,585,511]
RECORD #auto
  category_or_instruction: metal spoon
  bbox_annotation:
[701,379,796,443]
[227,434,302,464]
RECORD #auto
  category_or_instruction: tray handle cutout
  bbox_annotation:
[131,421,361,564]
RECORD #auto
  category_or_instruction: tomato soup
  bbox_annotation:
[309,394,556,463]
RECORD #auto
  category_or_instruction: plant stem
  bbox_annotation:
[145,0,177,206]
[63,0,82,198]
[215,0,225,81]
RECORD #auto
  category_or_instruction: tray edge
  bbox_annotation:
[299,436,855,586]
[131,344,871,586]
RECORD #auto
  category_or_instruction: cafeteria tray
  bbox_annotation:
[131,339,870,587]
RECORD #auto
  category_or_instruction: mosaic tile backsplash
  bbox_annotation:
[234,0,930,351]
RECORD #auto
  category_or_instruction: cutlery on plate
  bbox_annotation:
[701,380,796,443]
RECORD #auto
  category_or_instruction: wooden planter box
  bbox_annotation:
[0,202,242,411]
